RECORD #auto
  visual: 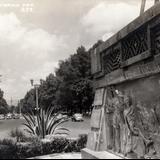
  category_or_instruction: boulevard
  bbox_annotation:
[0,118,90,139]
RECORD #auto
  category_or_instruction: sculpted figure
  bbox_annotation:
[124,96,155,158]
[112,96,123,153]
[123,96,139,158]
[106,98,115,150]
[105,91,125,154]
[117,93,126,154]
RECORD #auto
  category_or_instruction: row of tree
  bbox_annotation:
[21,41,103,115]
[0,89,9,115]
[0,89,19,115]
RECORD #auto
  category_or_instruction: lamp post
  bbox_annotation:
[18,100,22,117]
[0,75,2,83]
[30,79,40,114]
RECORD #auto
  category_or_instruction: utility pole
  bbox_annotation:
[18,100,22,117]
[35,84,39,112]
[20,102,22,116]
[30,79,40,114]
[10,97,13,107]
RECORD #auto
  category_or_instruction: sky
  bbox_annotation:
[0,0,155,104]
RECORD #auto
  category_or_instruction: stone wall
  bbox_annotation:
[85,2,160,159]
[113,74,160,158]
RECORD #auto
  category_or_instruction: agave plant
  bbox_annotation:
[23,107,69,139]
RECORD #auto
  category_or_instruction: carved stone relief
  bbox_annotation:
[89,6,160,159]
[105,90,157,159]
[104,74,160,159]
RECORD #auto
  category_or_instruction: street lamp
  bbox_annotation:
[18,100,22,117]
[30,79,40,113]
[0,75,2,83]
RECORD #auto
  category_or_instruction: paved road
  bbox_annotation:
[62,117,91,138]
[0,119,26,139]
[0,117,91,139]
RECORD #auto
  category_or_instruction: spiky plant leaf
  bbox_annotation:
[23,107,70,139]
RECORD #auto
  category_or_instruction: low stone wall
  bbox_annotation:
[81,148,124,159]
[29,153,81,159]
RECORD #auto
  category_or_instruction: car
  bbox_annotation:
[56,113,63,120]
[13,114,20,119]
[72,113,84,122]
[0,114,5,120]
[6,113,12,120]
[56,113,69,120]
[62,114,68,119]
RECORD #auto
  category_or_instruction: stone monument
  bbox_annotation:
[82,1,160,159]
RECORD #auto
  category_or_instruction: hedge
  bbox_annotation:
[0,134,88,159]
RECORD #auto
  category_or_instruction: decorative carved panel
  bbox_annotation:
[102,46,121,74]
[91,48,102,74]
[155,30,160,55]
[122,27,148,62]
[151,25,160,55]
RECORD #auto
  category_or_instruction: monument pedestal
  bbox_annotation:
[86,2,160,159]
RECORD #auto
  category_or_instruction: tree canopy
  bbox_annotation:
[0,89,8,115]
[21,41,103,115]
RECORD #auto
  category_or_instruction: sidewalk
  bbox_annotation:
[30,153,81,159]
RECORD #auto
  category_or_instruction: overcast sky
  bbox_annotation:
[0,0,155,104]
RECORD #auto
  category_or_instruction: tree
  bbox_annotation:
[21,89,36,113]
[55,46,94,114]
[22,45,97,115]
[39,74,60,110]
[0,89,8,115]
[9,105,16,114]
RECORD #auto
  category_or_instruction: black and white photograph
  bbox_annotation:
[0,0,160,159]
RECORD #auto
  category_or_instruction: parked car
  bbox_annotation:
[62,114,69,119]
[13,114,20,119]
[0,114,5,120]
[56,113,68,120]
[6,113,12,120]
[56,113,63,120]
[72,113,84,122]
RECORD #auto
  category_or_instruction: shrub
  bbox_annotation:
[10,128,28,143]
[10,129,39,143]
[17,138,43,159]
[64,134,88,153]
[0,139,18,159]
[0,134,88,159]
[42,138,69,154]
[42,134,88,154]
[77,134,88,149]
